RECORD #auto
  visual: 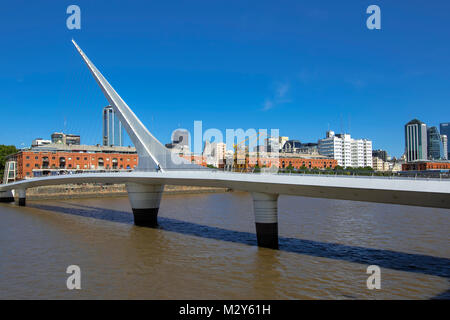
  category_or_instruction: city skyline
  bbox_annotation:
[1,1,450,157]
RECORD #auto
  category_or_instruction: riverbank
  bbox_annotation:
[25,184,231,200]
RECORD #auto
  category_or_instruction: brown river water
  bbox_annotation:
[0,191,449,299]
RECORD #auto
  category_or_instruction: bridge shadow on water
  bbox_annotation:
[28,202,450,299]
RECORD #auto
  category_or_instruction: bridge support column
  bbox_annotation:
[16,189,26,206]
[126,183,163,227]
[251,192,279,249]
[0,190,14,203]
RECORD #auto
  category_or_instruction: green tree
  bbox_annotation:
[0,145,18,182]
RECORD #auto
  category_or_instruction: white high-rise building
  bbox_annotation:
[442,135,448,160]
[318,131,372,168]
[203,141,227,168]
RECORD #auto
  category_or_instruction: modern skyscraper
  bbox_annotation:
[440,123,450,159]
[427,126,444,160]
[441,135,448,160]
[103,106,123,146]
[404,119,427,162]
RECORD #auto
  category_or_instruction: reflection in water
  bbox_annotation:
[0,192,449,299]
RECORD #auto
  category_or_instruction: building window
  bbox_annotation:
[59,157,66,168]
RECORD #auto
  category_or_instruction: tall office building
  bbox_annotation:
[441,135,448,160]
[318,131,372,168]
[404,119,427,162]
[103,106,123,146]
[427,126,444,160]
[440,123,450,159]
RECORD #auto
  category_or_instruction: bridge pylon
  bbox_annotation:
[15,189,26,206]
[0,190,14,203]
[251,192,279,249]
[126,183,164,227]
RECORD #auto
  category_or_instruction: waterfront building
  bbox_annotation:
[372,157,390,172]
[402,161,450,171]
[318,131,372,168]
[427,126,445,160]
[279,136,289,149]
[280,140,302,153]
[31,138,52,147]
[203,141,227,168]
[246,152,337,170]
[440,123,450,159]
[280,140,319,154]
[442,135,448,160]
[103,106,123,146]
[51,132,81,145]
[389,161,404,172]
[6,144,138,180]
[404,119,427,162]
[262,136,280,153]
[372,149,388,162]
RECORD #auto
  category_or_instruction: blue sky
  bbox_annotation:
[0,0,449,157]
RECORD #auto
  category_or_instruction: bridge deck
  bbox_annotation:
[1,171,449,209]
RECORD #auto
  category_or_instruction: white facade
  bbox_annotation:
[32,139,51,147]
[203,141,226,168]
[441,135,448,160]
[318,131,372,168]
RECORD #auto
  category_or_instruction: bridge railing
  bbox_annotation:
[210,168,450,182]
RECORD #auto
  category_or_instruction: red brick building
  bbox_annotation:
[247,153,337,170]
[402,161,450,171]
[7,145,138,180]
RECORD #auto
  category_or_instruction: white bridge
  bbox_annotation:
[1,40,449,249]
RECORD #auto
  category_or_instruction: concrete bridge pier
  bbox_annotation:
[0,190,15,203]
[251,192,279,249]
[16,189,26,206]
[126,183,164,227]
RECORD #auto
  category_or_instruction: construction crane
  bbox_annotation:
[233,131,267,171]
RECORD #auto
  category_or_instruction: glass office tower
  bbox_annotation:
[427,126,444,160]
[102,106,123,146]
[404,119,428,162]
[440,123,450,159]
